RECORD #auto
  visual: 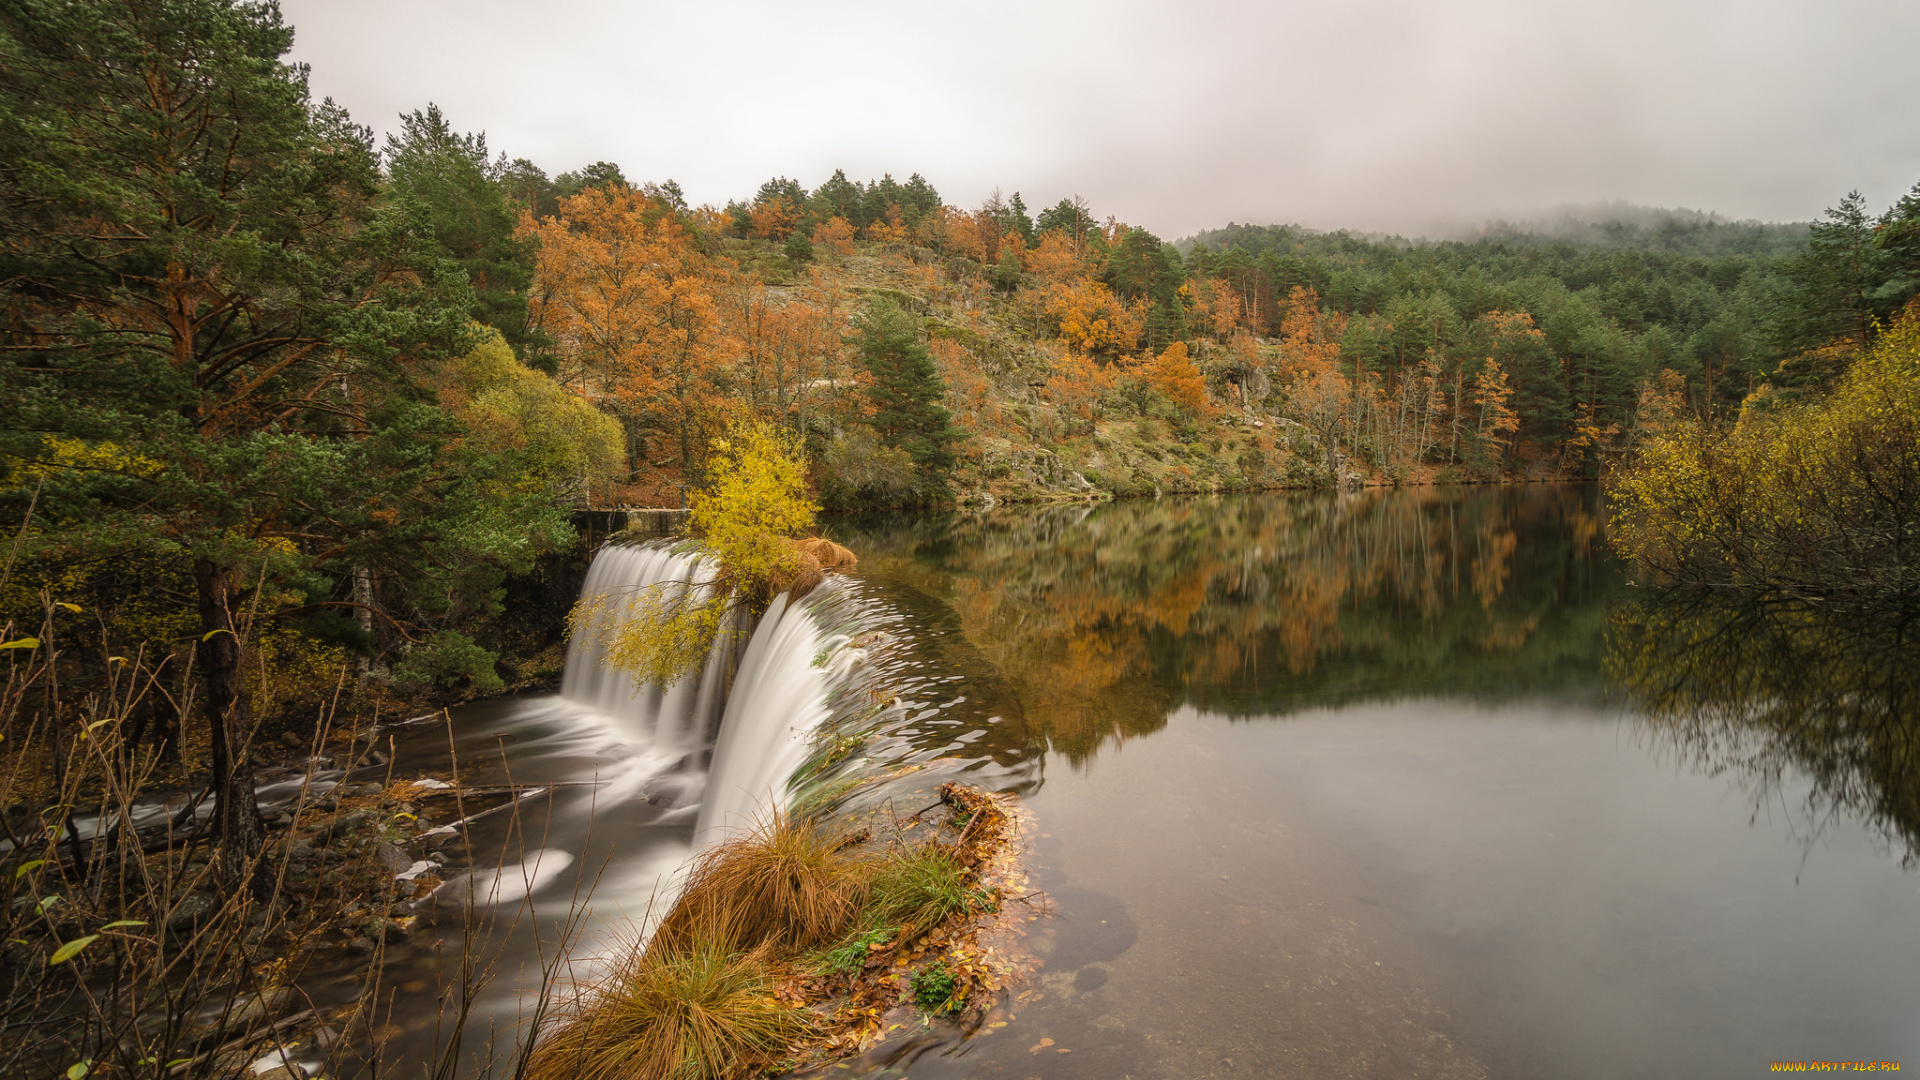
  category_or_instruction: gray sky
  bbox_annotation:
[282,0,1920,239]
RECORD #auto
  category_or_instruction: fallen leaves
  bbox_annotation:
[765,783,1043,1073]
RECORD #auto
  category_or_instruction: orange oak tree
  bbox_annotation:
[522,187,726,477]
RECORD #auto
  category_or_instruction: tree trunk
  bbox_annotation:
[352,565,375,687]
[194,557,267,895]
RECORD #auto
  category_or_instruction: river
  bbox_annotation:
[370,484,1920,1078]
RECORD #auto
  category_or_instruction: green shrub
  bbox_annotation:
[388,630,503,697]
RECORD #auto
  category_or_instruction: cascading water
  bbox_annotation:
[561,544,727,750]
[561,539,854,836]
[696,591,858,843]
[344,531,1039,1076]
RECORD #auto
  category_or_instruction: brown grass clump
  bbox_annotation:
[773,538,856,602]
[795,537,857,571]
[771,546,825,602]
[529,939,805,1080]
[655,811,870,954]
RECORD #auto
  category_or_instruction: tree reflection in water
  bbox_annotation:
[1613,591,1920,865]
[840,484,1618,767]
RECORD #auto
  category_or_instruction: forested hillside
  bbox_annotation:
[345,120,1920,508]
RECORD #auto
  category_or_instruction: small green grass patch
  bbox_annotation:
[813,925,895,976]
[868,842,973,934]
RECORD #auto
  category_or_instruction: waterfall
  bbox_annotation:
[561,543,731,754]
[435,538,868,1047]
[563,539,854,839]
[695,591,855,844]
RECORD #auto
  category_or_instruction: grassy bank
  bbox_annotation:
[529,783,1031,1080]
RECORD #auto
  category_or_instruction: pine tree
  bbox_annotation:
[385,104,539,358]
[0,0,569,890]
[1008,191,1036,243]
[1772,191,1879,357]
[855,298,958,487]
[1872,181,1920,322]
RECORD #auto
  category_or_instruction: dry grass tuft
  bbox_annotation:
[795,537,857,571]
[656,811,869,954]
[780,538,857,601]
[772,547,825,602]
[529,938,805,1080]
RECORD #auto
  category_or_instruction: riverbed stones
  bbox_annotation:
[363,915,412,942]
[375,841,412,875]
[225,986,293,1029]
[316,809,373,846]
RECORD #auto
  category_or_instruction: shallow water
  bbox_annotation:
[377,484,1920,1078]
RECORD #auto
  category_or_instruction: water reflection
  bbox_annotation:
[828,488,1920,1078]
[1613,591,1920,865]
[840,484,1616,765]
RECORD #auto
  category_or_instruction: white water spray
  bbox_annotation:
[564,540,856,841]
[694,592,856,844]
[562,543,731,752]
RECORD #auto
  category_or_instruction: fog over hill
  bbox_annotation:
[280,0,1920,240]
[1186,203,1813,259]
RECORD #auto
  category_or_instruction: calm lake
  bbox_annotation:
[380,484,1920,1078]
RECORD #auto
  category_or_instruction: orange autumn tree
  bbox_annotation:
[1045,349,1115,435]
[1190,276,1244,342]
[930,335,1002,469]
[945,205,1005,266]
[865,205,913,248]
[720,264,860,446]
[1148,341,1208,419]
[1044,279,1144,362]
[749,191,800,239]
[1468,357,1520,471]
[1275,287,1353,475]
[1447,310,1540,468]
[1024,230,1083,284]
[811,215,856,257]
[522,186,727,479]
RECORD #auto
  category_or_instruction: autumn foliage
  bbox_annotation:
[502,167,1791,506]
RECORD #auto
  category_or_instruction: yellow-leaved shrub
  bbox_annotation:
[578,419,826,687]
[1611,303,1920,603]
[439,327,626,503]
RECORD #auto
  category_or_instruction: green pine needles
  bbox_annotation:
[855,298,960,484]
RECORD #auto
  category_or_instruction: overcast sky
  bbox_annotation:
[281,0,1920,240]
